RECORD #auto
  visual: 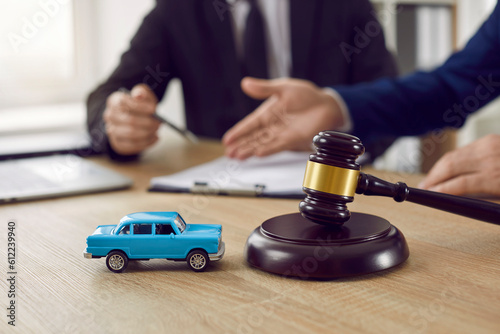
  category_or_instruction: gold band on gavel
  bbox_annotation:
[302,161,360,197]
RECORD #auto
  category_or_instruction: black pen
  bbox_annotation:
[152,113,199,144]
[119,88,199,144]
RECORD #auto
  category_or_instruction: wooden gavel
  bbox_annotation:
[299,131,500,226]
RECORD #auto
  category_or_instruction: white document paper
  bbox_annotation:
[149,151,312,198]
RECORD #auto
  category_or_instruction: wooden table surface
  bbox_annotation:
[1,137,499,334]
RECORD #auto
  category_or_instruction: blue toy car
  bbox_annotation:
[83,212,224,273]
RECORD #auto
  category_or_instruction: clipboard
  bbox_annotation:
[148,151,311,199]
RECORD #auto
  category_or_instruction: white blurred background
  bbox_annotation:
[0,0,183,136]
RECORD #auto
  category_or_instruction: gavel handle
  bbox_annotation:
[356,173,500,225]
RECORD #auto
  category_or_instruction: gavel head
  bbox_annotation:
[299,131,365,226]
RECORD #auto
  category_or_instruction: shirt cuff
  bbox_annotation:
[322,87,353,133]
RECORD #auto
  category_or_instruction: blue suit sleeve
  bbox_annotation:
[334,2,500,145]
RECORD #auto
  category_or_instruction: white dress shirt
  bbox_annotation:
[226,0,352,131]
[227,0,291,79]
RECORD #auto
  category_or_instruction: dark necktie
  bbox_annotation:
[243,0,269,79]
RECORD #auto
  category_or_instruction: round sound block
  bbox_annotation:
[245,212,409,279]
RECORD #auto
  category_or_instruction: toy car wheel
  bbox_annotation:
[106,251,129,273]
[187,250,209,272]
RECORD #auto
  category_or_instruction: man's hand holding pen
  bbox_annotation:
[104,84,199,155]
[103,84,160,156]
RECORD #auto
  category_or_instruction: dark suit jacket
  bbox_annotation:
[336,1,500,148]
[87,0,397,158]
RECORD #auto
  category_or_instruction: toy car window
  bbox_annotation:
[132,224,152,235]
[156,224,175,235]
[174,215,186,233]
[118,225,130,235]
